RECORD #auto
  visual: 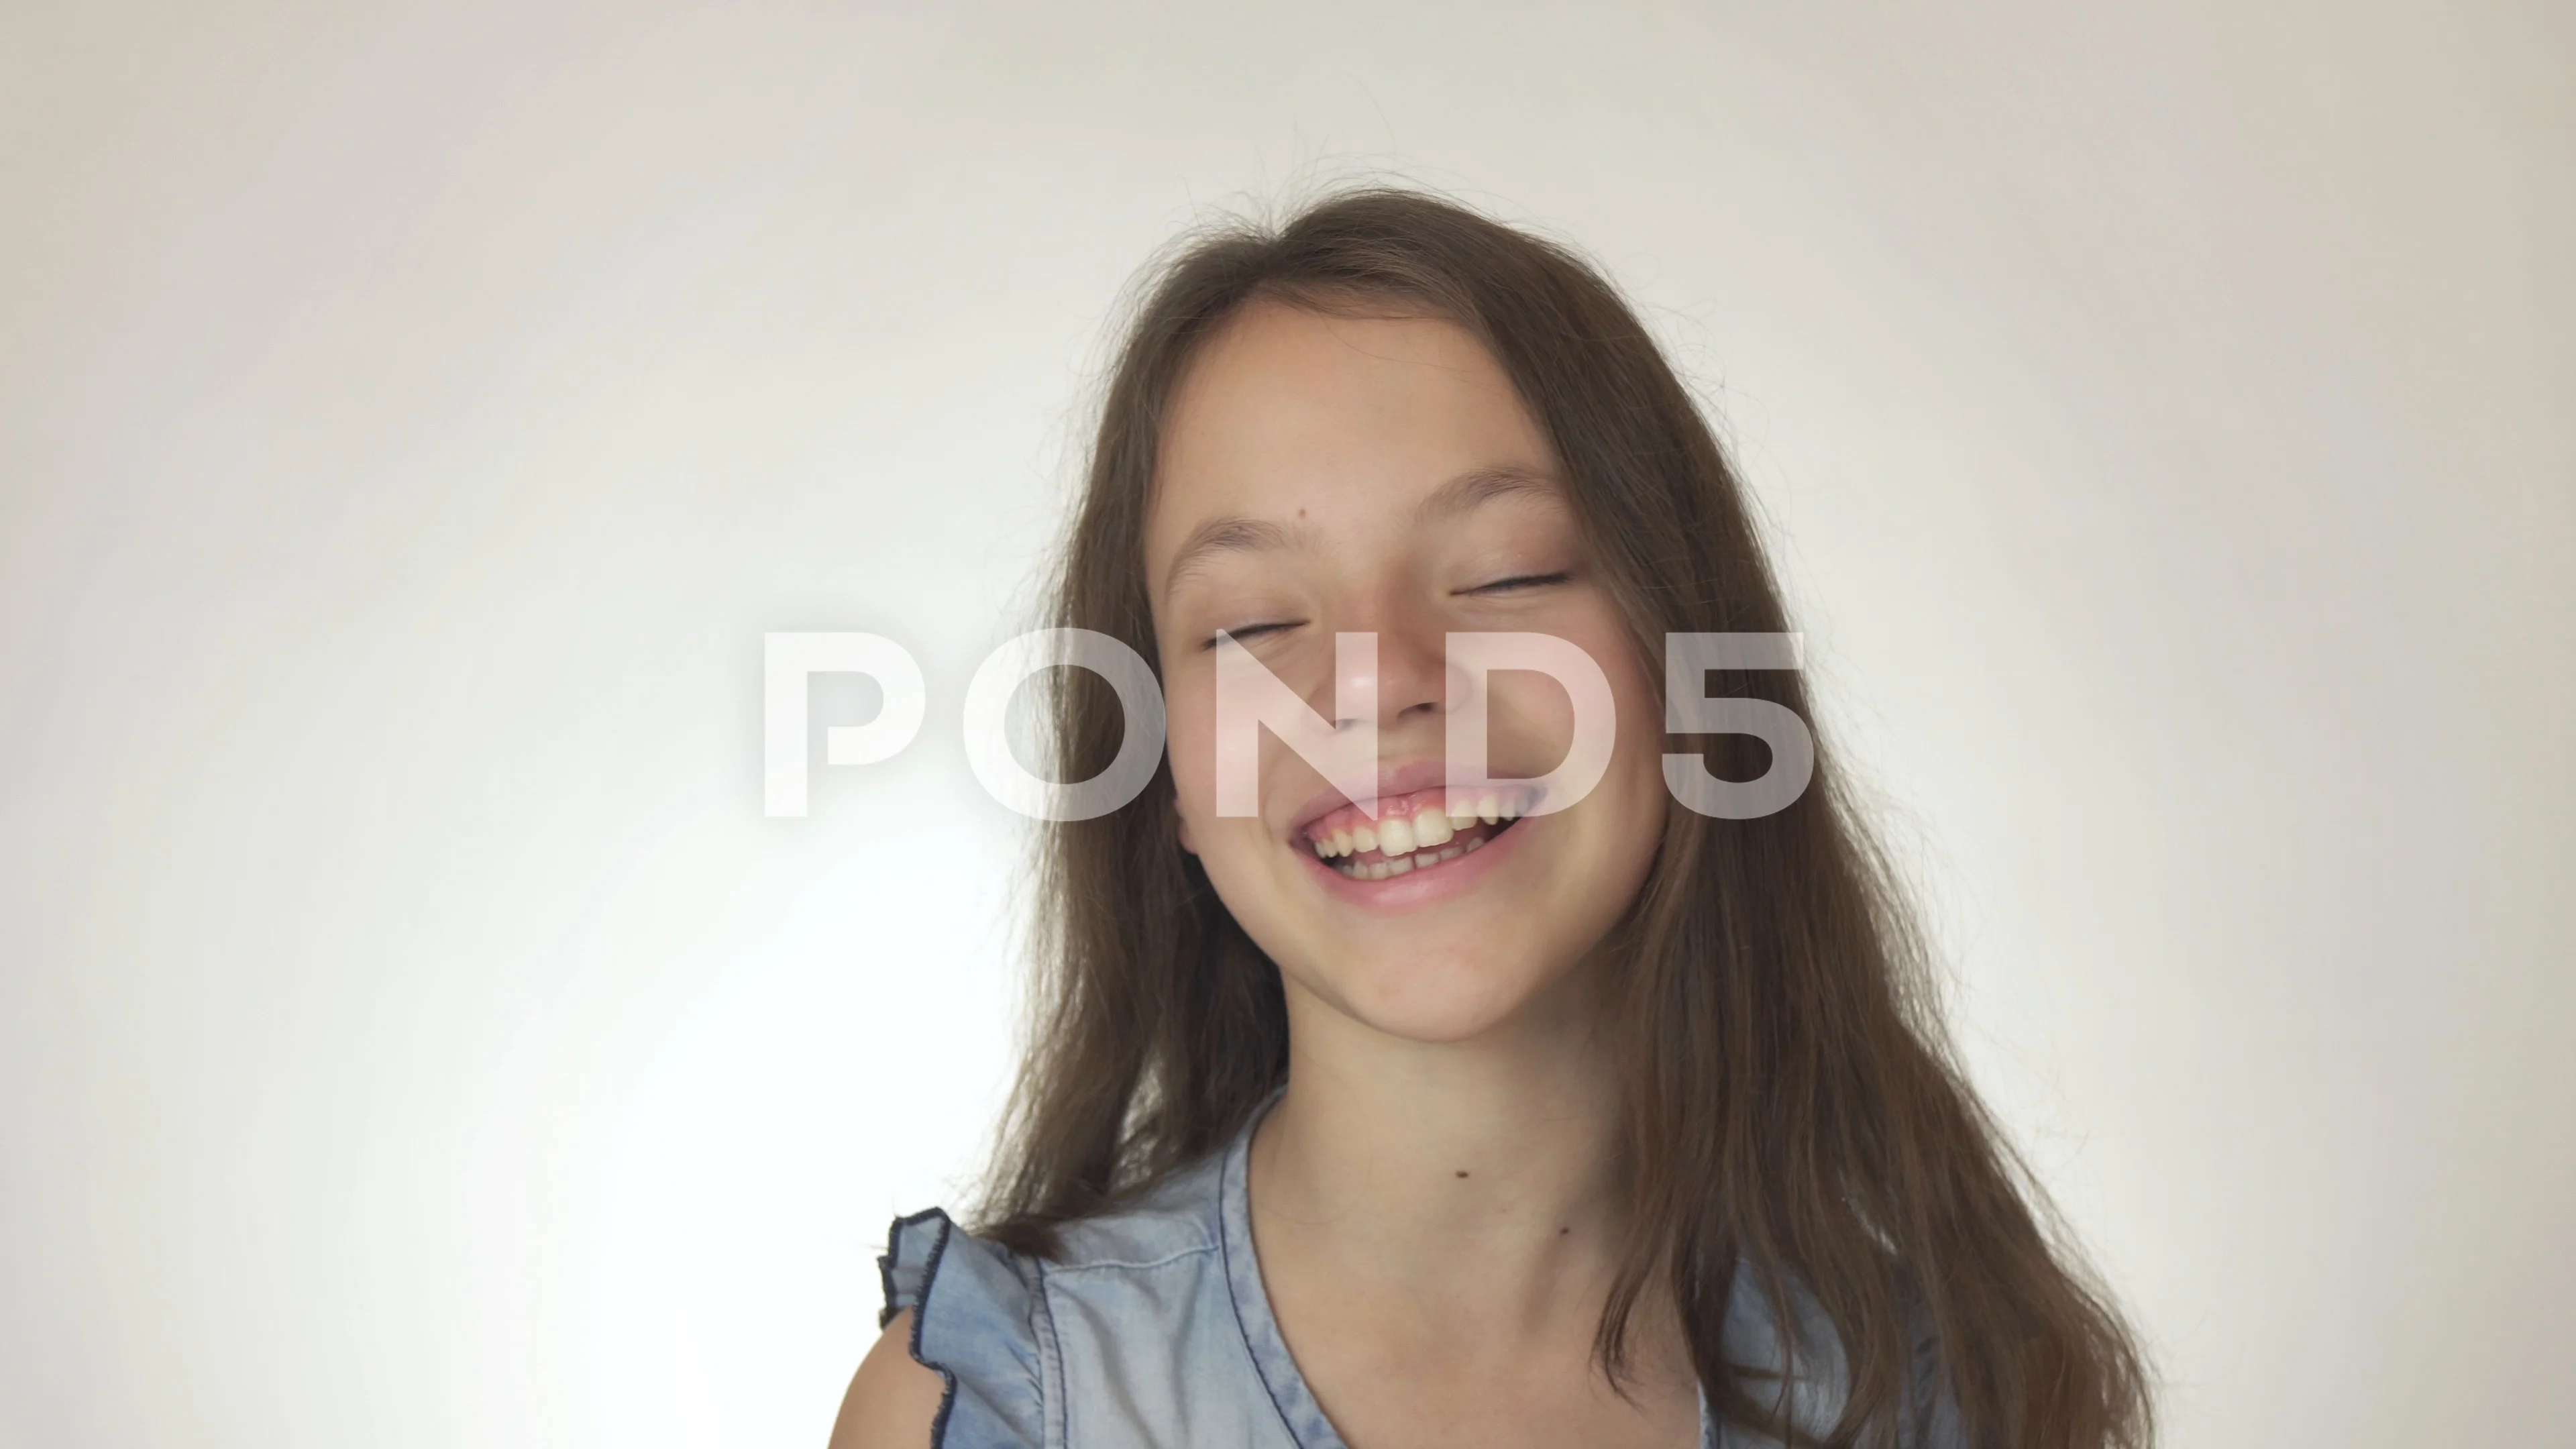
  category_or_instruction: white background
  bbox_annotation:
[3,3,2569,1445]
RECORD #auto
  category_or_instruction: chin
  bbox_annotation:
[1324,944,1562,1045]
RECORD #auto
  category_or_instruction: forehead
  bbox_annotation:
[1145,303,1558,563]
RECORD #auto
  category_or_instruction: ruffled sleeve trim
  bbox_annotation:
[877,1208,1046,1449]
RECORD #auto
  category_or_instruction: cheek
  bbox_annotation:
[1603,645,1672,824]
[1609,645,1669,788]
[1485,627,1664,787]
[1515,624,1669,866]
[1163,684,1216,824]
[1161,678,1277,868]
[1169,686,1246,861]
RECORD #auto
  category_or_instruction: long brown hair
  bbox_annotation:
[977,189,2151,1448]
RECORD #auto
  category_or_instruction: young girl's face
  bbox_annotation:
[1144,301,1669,1044]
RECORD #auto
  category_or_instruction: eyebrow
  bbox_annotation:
[1162,515,1318,597]
[1414,464,1562,522]
[1159,464,1564,599]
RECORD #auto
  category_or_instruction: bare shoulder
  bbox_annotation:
[826,1309,947,1449]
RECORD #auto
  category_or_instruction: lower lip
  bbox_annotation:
[1294,815,1530,910]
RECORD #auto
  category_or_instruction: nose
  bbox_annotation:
[1335,623,1459,733]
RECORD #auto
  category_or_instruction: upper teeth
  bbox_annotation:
[1304,790,1524,878]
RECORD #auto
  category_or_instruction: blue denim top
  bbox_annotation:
[879,1102,1963,1448]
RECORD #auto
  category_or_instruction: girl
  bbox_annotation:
[830,190,2151,1448]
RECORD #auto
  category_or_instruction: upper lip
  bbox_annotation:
[1283,758,1456,839]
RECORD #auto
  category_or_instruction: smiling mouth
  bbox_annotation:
[1299,786,1533,881]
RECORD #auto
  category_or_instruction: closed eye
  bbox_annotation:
[1204,621,1302,650]
[1462,572,1571,596]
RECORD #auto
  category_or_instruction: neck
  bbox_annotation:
[1249,965,1631,1334]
